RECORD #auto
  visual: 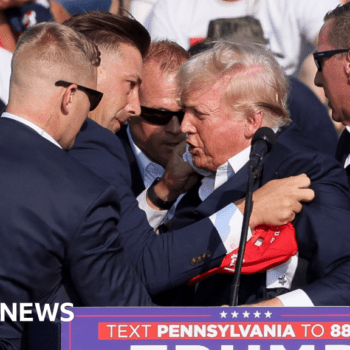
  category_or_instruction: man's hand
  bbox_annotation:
[146,140,200,209]
[236,174,315,228]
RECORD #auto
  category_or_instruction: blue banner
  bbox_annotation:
[61,307,350,349]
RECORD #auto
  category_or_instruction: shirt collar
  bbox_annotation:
[227,146,251,174]
[346,126,350,134]
[1,112,62,149]
[213,146,251,190]
[126,125,164,182]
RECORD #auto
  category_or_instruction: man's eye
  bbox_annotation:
[129,81,136,89]
[194,110,206,119]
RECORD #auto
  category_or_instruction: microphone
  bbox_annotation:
[249,127,276,177]
[230,127,276,306]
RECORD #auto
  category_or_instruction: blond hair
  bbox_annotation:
[178,41,291,129]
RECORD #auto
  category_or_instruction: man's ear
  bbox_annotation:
[244,111,264,138]
[61,84,77,114]
[345,51,350,79]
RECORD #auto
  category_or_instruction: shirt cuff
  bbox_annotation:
[137,188,168,229]
[209,203,252,253]
[277,289,314,307]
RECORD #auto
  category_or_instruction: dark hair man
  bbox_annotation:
[314,3,350,185]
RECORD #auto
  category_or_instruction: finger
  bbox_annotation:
[292,201,303,214]
[176,140,187,153]
[298,176,312,189]
[297,188,315,202]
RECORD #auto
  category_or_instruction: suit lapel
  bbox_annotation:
[117,125,146,196]
[195,163,250,216]
[336,129,350,166]
[172,163,251,230]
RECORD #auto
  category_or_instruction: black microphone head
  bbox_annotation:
[251,127,276,152]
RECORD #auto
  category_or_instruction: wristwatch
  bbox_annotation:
[147,177,176,210]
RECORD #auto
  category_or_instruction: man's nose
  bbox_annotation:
[181,112,196,134]
[126,90,141,116]
[166,115,182,135]
[314,70,323,88]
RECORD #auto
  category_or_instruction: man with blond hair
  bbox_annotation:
[171,41,350,306]
[0,22,152,349]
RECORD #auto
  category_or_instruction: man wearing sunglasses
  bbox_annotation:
[314,3,350,186]
[118,40,188,219]
[0,22,154,349]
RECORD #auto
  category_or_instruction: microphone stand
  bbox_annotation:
[229,163,260,306]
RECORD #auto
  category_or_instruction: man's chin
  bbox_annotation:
[109,119,123,133]
[331,111,345,125]
[192,159,215,176]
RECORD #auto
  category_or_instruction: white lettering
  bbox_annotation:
[238,324,251,337]
[20,303,33,322]
[217,325,230,337]
[250,325,263,337]
[118,325,128,338]
[283,325,296,338]
[158,325,168,337]
[60,303,74,322]
[107,325,116,338]
[311,324,324,338]
[142,325,151,338]
[169,325,180,337]
[207,325,218,338]
[130,325,141,338]
[35,303,59,321]
[1,303,16,321]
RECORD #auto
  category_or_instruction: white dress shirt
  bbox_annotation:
[1,112,62,148]
[344,126,350,169]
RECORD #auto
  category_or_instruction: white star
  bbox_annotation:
[220,311,227,318]
[265,311,272,318]
[253,311,261,318]
[243,311,250,318]
[231,311,239,318]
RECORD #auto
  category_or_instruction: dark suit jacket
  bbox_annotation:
[336,128,350,186]
[286,77,338,157]
[69,118,227,297]
[0,118,152,349]
[117,124,145,196]
[171,123,350,306]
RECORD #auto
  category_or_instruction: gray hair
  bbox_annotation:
[178,41,291,129]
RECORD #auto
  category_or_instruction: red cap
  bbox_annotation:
[188,222,297,286]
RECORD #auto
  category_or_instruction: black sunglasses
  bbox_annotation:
[140,106,184,126]
[55,80,103,111]
[313,49,350,72]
